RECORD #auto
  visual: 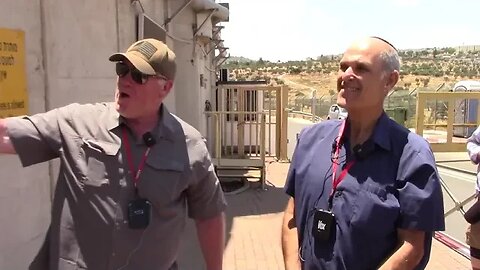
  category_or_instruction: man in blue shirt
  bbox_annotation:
[281,37,445,270]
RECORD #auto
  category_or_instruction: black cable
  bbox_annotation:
[303,160,335,259]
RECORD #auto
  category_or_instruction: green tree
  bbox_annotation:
[289,67,301,74]
[422,77,430,87]
[257,57,265,66]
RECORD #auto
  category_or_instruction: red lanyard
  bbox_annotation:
[122,127,151,188]
[330,121,355,199]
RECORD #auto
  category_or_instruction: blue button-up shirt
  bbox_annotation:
[285,112,445,270]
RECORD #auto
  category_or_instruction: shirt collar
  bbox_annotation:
[343,111,392,152]
[105,103,176,142]
[370,111,392,151]
[156,105,176,142]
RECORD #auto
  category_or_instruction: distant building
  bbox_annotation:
[456,45,480,52]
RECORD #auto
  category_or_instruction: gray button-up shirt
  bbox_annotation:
[7,102,226,270]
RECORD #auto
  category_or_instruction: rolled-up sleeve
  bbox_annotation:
[396,144,445,231]
[6,109,63,167]
[186,139,227,220]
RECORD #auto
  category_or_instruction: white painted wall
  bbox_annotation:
[287,117,317,160]
[0,0,225,268]
[45,1,119,107]
[0,1,50,269]
[169,2,201,131]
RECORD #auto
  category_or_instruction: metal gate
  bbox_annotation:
[416,91,480,151]
[453,99,467,137]
[214,83,288,160]
[205,83,288,187]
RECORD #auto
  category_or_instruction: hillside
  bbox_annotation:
[222,47,480,102]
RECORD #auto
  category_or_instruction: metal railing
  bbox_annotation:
[216,84,288,160]
[205,111,267,188]
[442,179,475,218]
[416,91,480,152]
[286,108,322,122]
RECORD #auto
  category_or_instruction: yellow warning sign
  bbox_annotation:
[0,28,28,118]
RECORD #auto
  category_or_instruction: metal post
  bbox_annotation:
[260,113,266,190]
[311,89,317,122]
[441,176,475,217]
[163,0,194,27]
[416,92,425,136]
[193,9,216,36]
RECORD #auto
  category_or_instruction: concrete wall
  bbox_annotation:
[0,1,50,269]
[170,4,199,129]
[43,0,119,108]
[168,0,220,136]
[0,0,224,268]
[287,118,316,160]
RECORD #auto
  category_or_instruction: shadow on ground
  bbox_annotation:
[177,179,289,269]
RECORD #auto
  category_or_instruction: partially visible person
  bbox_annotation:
[466,126,480,270]
[0,38,226,270]
[281,37,445,270]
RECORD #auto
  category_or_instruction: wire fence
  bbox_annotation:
[286,83,454,128]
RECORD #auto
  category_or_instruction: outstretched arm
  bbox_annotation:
[0,119,16,154]
[195,212,226,270]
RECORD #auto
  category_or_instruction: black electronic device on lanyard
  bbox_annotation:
[123,129,156,229]
[313,121,348,242]
[128,198,152,229]
[312,208,335,242]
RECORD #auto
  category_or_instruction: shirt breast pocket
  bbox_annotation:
[351,183,400,237]
[80,139,120,187]
[138,157,186,214]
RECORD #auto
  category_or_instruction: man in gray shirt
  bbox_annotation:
[0,38,226,270]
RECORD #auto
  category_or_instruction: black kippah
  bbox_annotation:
[370,36,398,52]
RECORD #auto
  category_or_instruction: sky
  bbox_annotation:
[219,0,480,62]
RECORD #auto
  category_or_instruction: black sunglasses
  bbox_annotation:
[115,62,151,84]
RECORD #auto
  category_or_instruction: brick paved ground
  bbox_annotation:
[427,239,470,270]
[177,160,471,269]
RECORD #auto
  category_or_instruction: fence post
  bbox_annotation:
[446,96,454,144]
[215,114,221,159]
[276,87,282,160]
[311,89,317,122]
[280,86,289,161]
[416,92,425,137]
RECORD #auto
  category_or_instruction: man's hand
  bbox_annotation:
[195,212,226,270]
[0,119,15,154]
[282,198,301,270]
[379,229,425,270]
